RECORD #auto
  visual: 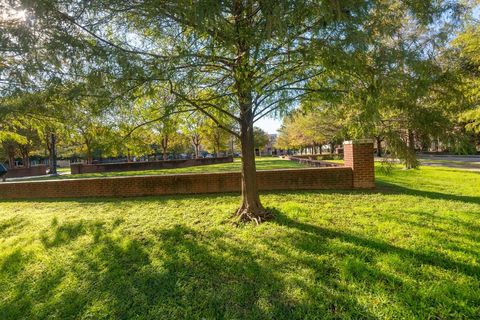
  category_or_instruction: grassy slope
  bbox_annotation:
[32,157,307,180]
[0,165,479,319]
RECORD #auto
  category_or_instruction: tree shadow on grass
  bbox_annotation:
[40,219,87,248]
[375,209,480,244]
[269,209,480,318]
[375,181,480,205]
[1,183,479,318]
[0,216,27,237]
[0,248,31,277]
[0,192,241,205]
[271,210,480,279]
[0,221,378,320]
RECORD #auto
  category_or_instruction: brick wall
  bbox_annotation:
[70,156,233,174]
[343,140,375,188]
[287,156,341,168]
[0,140,374,199]
[0,167,354,200]
[5,165,48,178]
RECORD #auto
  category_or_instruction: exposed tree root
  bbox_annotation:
[234,205,274,225]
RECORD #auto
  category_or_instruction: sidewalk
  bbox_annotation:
[376,155,480,171]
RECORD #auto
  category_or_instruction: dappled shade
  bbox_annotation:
[1,165,479,318]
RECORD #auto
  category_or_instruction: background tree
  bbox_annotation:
[182,112,207,159]
[276,107,345,155]
[201,111,235,157]
[302,1,468,168]
[455,20,480,137]
[253,127,269,156]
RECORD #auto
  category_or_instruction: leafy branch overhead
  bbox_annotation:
[0,0,478,221]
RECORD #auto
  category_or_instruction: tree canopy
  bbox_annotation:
[0,0,476,222]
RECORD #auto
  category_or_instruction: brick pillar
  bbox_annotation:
[344,139,375,189]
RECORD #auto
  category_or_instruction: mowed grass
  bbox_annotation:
[32,157,307,180]
[1,166,479,319]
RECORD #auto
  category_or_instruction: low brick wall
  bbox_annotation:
[70,156,233,174]
[5,165,48,178]
[0,140,374,200]
[289,154,344,160]
[0,167,354,200]
[287,156,341,168]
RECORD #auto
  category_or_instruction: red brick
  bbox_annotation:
[344,140,375,189]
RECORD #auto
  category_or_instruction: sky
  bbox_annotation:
[256,116,282,134]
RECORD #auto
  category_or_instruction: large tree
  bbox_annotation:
[5,0,456,222]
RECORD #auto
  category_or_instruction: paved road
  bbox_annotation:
[417,154,480,163]
[378,154,480,171]
[4,169,70,182]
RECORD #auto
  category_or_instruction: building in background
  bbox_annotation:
[261,134,278,156]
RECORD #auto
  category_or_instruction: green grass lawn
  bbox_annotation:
[55,167,71,174]
[1,166,479,319]
[32,157,307,180]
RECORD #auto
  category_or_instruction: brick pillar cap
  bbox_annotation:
[343,139,374,145]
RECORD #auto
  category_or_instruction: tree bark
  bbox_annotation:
[376,136,383,157]
[6,143,15,168]
[405,129,417,169]
[408,130,415,152]
[18,145,30,168]
[235,118,271,223]
[22,155,30,168]
[191,134,200,158]
[161,136,168,160]
[86,147,93,164]
[48,150,54,172]
[46,133,54,173]
[232,0,271,223]
[215,133,221,157]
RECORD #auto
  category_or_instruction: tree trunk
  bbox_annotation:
[18,145,30,168]
[48,149,54,172]
[235,119,271,223]
[23,155,30,168]
[193,143,199,158]
[215,136,221,157]
[408,130,415,153]
[5,143,15,168]
[232,0,270,223]
[376,136,383,157]
[46,134,54,173]
[191,135,200,158]
[405,129,417,169]
[8,155,15,168]
[86,147,93,164]
[161,136,168,160]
